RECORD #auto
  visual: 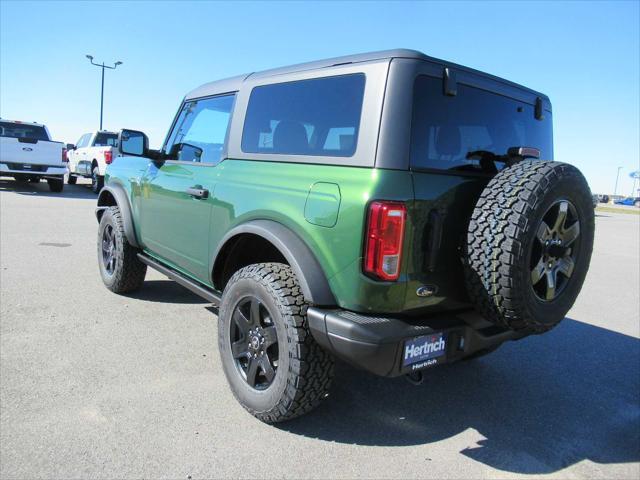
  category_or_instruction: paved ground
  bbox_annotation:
[1,178,638,480]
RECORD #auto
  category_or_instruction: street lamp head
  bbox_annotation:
[115,61,123,66]
[86,54,94,61]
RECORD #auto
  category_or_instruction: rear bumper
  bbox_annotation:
[307,307,527,377]
[0,162,66,178]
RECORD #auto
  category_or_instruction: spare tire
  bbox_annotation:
[465,161,594,332]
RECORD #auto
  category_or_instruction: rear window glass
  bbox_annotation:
[411,76,553,172]
[0,122,49,141]
[93,132,118,147]
[241,74,365,157]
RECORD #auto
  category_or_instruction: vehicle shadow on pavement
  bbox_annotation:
[279,318,640,474]
[0,179,97,199]
[126,280,209,304]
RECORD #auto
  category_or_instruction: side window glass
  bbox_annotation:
[164,94,235,164]
[76,134,88,148]
[241,74,365,158]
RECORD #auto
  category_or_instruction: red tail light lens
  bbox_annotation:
[104,150,113,164]
[62,148,68,162]
[364,201,407,281]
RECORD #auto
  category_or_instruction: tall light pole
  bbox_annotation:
[614,166,623,196]
[85,55,122,130]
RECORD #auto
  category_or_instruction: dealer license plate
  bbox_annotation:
[402,332,447,372]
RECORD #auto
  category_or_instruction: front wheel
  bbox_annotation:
[218,263,334,423]
[97,206,147,293]
[67,173,77,185]
[91,167,103,193]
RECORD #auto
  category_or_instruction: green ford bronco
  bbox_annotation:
[96,49,594,423]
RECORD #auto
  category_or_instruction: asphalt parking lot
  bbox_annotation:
[1,178,638,480]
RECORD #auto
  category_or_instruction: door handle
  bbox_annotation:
[186,187,208,199]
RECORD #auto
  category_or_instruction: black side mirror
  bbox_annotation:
[67,143,76,150]
[118,129,149,157]
[177,143,203,162]
[168,142,204,163]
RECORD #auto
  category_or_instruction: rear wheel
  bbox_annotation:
[218,263,334,423]
[465,161,594,332]
[91,166,103,193]
[47,177,64,192]
[97,206,147,293]
[13,174,29,183]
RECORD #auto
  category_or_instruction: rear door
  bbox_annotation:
[406,74,554,312]
[139,94,235,282]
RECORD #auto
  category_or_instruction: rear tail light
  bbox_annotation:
[363,201,407,281]
[104,150,113,164]
[62,148,68,162]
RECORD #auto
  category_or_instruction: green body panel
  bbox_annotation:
[405,172,490,313]
[105,156,482,315]
[209,160,413,312]
[304,182,341,228]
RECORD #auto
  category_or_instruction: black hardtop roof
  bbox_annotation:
[185,48,548,102]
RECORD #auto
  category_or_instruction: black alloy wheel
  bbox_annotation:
[229,296,279,390]
[101,223,117,276]
[530,199,580,301]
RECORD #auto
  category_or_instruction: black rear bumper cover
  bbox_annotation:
[307,307,527,377]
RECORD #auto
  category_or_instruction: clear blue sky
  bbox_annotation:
[1,0,639,194]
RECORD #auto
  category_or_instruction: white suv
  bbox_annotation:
[67,131,120,193]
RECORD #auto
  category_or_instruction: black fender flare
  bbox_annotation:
[212,220,337,306]
[95,184,140,248]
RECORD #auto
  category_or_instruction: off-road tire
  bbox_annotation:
[91,166,103,194]
[67,174,77,185]
[47,177,64,192]
[218,263,334,423]
[465,161,594,333]
[97,206,146,293]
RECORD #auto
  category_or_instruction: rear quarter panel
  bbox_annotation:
[212,159,414,313]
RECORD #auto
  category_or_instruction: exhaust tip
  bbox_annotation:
[405,371,424,386]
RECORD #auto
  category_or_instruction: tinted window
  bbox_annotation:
[164,94,235,164]
[0,122,49,141]
[93,132,118,147]
[241,74,365,157]
[411,76,553,172]
[76,134,91,148]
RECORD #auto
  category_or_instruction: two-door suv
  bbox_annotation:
[96,49,594,423]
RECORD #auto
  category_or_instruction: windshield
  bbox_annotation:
[0,121,49,141]
[410,76,553,172]
[93,132,118,147]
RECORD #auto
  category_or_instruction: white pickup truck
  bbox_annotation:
[0,119,66,192]
[67,130,121,193]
